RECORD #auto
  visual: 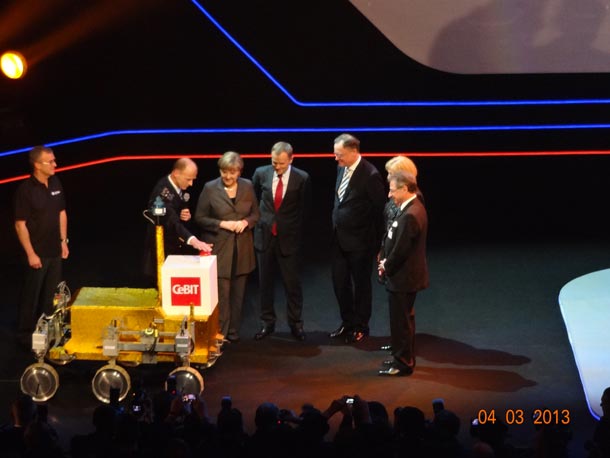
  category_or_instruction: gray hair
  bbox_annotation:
[271,141,293,158]
[334,133,360,151]
[389,170,418,193]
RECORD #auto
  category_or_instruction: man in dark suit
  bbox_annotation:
[377,171,428,376]
[330,134,386,343]
[252,142,311,341]
[144,158,212,278]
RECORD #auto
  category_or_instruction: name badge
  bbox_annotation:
[387,220,398,239]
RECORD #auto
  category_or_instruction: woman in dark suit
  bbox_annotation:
[195,152,260,342]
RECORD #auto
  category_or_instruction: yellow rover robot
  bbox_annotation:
[20,197,221,403]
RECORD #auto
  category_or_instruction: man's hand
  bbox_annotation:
[191,239,213,253]
[180,209,191,222]
[322,395,354,419]
[61,242,69,259]
[27,252,42,269]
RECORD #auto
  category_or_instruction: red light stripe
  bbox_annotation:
[2,150,610,185]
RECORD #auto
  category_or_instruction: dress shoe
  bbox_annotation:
[378,365,413,377]
[254,324,275,341]
[329,325,350,338]
[382,359,395,366]
[346,328,369,343]
[291,327,306,341]
[380,344,392,351]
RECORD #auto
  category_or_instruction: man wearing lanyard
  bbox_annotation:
[377,171,429,376]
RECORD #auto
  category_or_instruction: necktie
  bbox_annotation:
[272,174,283,236]
[337,167,351,202]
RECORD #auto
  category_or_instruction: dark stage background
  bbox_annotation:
[1,0,609,454]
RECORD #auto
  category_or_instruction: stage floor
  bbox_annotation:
[1,240,607,455]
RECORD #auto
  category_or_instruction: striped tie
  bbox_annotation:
[337,167,351,202]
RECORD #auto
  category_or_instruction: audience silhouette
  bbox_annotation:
[3,387,604,458]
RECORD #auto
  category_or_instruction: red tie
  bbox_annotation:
[272,174,283,236]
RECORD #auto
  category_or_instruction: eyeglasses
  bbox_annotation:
[388,186,405,194]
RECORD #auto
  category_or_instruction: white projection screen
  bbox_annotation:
[350,0,610,74]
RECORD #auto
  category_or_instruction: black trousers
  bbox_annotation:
[217,275,248,339]
[18,256,62,335]
[331,241,374,331]
[257,236,303,329]
[388,290,417,370]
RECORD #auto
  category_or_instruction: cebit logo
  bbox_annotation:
[170,277,201,306]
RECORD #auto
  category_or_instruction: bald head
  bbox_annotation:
[173,158,197,172]
[171,158,198,190]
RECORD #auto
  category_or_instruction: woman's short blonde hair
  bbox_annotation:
[218,151,244,171]
[385,155,418,177]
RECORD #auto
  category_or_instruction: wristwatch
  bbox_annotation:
[61,238,69,244]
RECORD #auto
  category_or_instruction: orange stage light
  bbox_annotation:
[1,51,27,79]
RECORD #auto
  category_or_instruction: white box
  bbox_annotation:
[161,255,218,317]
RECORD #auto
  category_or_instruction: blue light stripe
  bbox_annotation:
[189,0,298,104]
[3,123,610,158]
[188,0,610,108]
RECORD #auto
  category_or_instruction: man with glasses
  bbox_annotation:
[329,133,385,344]
[377,171,428,376]
[14,145,69,346]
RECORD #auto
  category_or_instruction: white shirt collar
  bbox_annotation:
[400,194,417,211]
[168,175,181,195]
[347,155,362,173]
[275,165,291,180]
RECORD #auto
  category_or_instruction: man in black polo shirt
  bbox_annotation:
[14,145,69,344]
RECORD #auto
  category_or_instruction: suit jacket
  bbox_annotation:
[380,198,429,293]
[383,190,426,233]
[332,157,385,251]
[194,177,260,278]
[146,175,194,255]
[252,165,311,256]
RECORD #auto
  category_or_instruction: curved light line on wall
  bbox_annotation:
[2,123,610,158]
[189,0,610,108]
[3,150,610,185]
